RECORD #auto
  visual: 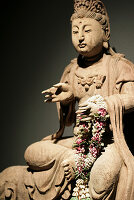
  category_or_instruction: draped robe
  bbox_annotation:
[24,53,134,200]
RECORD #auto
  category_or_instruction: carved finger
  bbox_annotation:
[61,160,69,167]
[42,87,57,95]
[76,113,87,117]
[79,101,92,107]
[76,110,87,115]
[80,117,92,121]
[66,174,71,181]
[51,97,60,103]
[44,94,59,103]
[76,109,86,114]
[53,83,67,88]
[44,98,52,103]
[64,167,69,172]
[88,113,94,117]
[65,171,70,176]
[79,102,88,107]
[79,115,89,120]
[53,83,69,91]
[45,94,52,98]
[51,94,57,98]
[42,89,52,95]
[79,105,90,110]
[51,93,65,102]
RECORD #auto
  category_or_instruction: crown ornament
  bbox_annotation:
[71,0,110,40]
[74,0,106,16]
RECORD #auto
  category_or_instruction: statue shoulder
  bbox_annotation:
[116,56,134,74]
[63,58,77,72]
[108,53,134,82]
[108,53,134,72]
[60,58,77,82]
[118,57,134,68]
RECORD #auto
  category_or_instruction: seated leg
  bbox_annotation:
[25,139,76,183]
[24,140,74,171]
[89,143,123,200]
[24,140,76,199]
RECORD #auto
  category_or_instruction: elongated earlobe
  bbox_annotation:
[103,41,109,49]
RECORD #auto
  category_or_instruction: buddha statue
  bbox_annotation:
[0,0,134,199]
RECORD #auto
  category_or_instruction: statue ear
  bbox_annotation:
[103,33,109,49]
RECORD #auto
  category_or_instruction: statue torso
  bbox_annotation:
[72,57,107,104]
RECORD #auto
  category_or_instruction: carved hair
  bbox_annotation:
[71,0,110,41]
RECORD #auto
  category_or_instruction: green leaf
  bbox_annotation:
[94,113,100,117]
[86,171,91,177]
[70,197,78,200]
[75,174,80,179]
[73,144,79,148]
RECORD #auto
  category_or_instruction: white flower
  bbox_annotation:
[86,193,90,198]
[79,185,85,189]
[72,192,78,197]
[73,187,79,192]
[79,189,85,195]
[80,194,86,198]
[85,188,89,193]
[76,179,84,185]
[101,142,104,146]
[84,157,92,168]
[85,95,107,110]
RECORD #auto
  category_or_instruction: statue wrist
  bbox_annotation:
[60,94,75,105]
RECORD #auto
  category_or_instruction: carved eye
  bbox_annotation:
[85,29,91,33]
[73,30,79,34]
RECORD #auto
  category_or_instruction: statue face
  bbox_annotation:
[72,18,104,57]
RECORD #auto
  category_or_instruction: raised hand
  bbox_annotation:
[42,83,74,104]
[76,101,99,122]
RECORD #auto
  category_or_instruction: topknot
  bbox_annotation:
[74,0,106,16]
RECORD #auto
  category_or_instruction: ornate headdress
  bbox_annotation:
[71,0,110,41]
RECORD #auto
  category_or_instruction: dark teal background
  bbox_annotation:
[1,0,134,171]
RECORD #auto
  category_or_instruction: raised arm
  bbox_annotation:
[42,60,76,141]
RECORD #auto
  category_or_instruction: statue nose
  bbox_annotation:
[79,37,84,43]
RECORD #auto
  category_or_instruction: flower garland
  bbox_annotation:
[71,95,109,200]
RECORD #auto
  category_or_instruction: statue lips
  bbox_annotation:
[78,43,87,48]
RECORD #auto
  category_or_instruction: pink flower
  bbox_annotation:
[76,138,83,145]
[81,147,85,153]
[77,147,81,151]
[90,144,94,148]
[85,127,89,132]
[92,135,100,142]
[98,108,107,117]
[89,147,98,157]
[99,122,104,126]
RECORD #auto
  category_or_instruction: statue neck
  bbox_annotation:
[78,51,104,68]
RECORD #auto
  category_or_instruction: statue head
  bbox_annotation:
[71,0,110,57]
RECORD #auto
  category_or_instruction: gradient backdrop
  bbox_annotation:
[1,0,134,172]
